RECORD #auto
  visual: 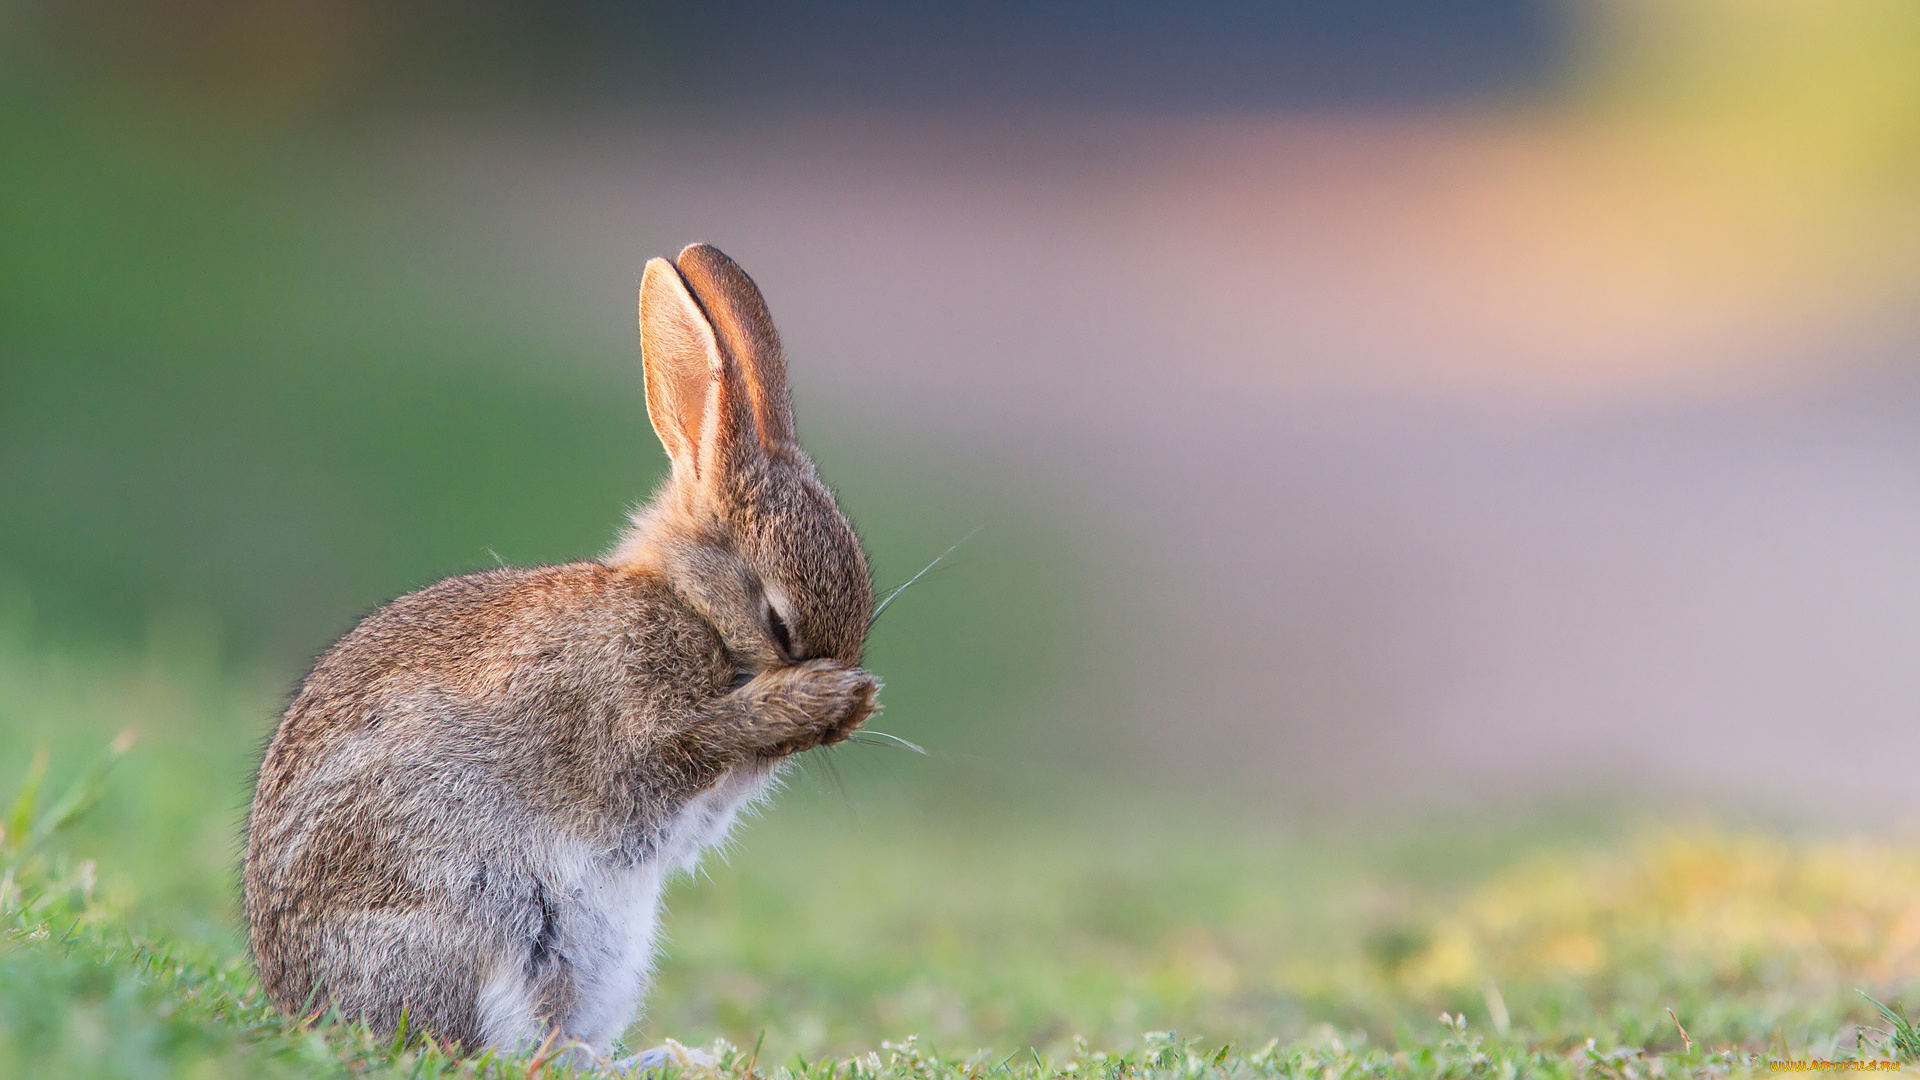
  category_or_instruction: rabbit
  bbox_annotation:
[243,243,879,1062]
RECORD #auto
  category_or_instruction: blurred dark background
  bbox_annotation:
[15,1,1563,115]
[6,0,1920,815]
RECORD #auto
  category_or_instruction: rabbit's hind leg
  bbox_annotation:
[307,905,494,1049]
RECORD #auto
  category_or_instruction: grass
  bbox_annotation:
[5,633,1920,1077]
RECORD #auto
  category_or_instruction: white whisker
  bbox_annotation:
[850,730,928,755]
[871,528,979,626]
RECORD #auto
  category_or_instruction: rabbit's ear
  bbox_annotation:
[639,257,750,484]
[674,244,795,451]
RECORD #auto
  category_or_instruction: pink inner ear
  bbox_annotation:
[640,258,727,480]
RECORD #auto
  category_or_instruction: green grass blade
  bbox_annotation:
[1859,992,1920,1063]
[24,731,134,855]
[3,743,50,856]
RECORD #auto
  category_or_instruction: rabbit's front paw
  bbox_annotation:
[746,659,879,755]
[810,661,880,747]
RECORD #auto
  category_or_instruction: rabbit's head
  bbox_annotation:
[615,244,873,674]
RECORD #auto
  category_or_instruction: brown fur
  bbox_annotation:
[244,245,876,1056]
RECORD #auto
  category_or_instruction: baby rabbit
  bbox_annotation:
[244,244,879,1059]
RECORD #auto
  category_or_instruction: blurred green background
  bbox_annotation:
[7,0,1920,1073]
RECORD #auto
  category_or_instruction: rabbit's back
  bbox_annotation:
[244,561,743,1047]
[255,564,726,827]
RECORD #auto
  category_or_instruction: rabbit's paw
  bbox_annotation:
[811,661,880,746]
[611,1040,715,1073]
[746,659,880,755]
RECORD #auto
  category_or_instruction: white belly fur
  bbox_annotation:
[477,764,778,1053]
